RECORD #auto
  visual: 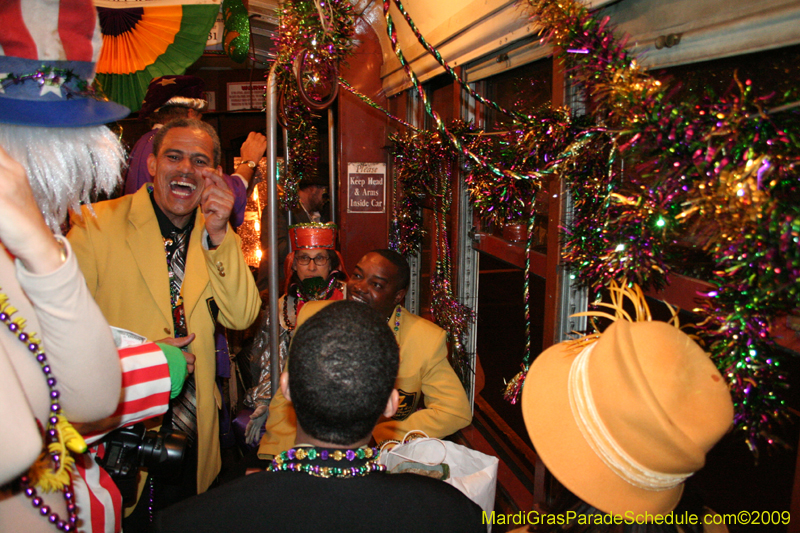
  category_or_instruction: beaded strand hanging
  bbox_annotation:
[1,290,87,532]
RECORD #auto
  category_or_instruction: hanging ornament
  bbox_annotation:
[273,0,356,210]
[293,48,339,110]
[222,0,251,63]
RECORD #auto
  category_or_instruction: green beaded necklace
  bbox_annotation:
[269,446,387,479]
[391,305,401,337]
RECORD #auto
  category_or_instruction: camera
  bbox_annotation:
[97,423,188,504]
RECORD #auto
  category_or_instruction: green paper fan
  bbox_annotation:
[95,4,220,113]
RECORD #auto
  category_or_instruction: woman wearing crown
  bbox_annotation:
[241,222,347,445]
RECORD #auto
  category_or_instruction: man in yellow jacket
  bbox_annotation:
[258,249,472,458]
[68,118,260,524]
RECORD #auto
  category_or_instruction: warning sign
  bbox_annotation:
[226,82,266,111]
[347,163,386,213]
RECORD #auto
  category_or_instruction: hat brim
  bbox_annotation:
[0,98,130,127]
[522,334,683,518]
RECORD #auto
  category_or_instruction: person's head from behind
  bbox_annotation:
[347,249,410,320]
[281,300,399,447]
[148,118,221,228]
[0,124,126,231]
[139,75,208,126]
[521,284,733,532]
[0,0,129,231]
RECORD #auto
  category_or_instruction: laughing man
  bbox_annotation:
[68,118,260,521]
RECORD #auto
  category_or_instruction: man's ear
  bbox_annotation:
[383,389,400,418]
[279,371,291,403]
[392,288,407,306]
[147,153,157,178]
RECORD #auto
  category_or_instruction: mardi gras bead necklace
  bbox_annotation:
[284,274,342,331]
[1,289,87,532]
[269,446,386,479]
[390,305,402,337]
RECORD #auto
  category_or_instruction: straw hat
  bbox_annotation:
[523,317,733,517]
[0,0,129,127]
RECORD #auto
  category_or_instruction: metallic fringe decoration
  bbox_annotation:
[503,364,529,405]
[388,122,475,388]
[524,0,800,454]
[381,0,797,453]
[273,0,356,209]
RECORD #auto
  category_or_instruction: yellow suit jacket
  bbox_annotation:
[258,301,472,458]
[68,186,260,492]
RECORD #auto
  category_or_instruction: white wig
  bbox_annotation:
[0,124,126,232]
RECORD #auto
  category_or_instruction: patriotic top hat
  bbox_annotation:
[0,0,130,127]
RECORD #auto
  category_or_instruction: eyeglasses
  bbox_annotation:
[296,254,330,266]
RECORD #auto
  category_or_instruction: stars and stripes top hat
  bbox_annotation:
[0,0,130,127]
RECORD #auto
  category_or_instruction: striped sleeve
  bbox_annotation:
[83,343,171,445]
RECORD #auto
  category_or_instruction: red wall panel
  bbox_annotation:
[336,19,391,272]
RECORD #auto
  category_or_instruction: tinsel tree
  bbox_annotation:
[379,0,798,452]
[389,127,475,385]
[455,108,575,227]
[388,129,440,255]
[527,0,800,454]
[273,0,355,209]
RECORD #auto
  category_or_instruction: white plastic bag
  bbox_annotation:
[380,431,499,527]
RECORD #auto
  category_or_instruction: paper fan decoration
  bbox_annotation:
[94,4,219,112]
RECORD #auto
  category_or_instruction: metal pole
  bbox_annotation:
[327,107,336,224]
[266,62,281,401]
[284,128,293,226]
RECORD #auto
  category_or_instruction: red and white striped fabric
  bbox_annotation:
[82,342,172,446]
[0,0,102,62]
[73,443,122,533]
[73,342,171,533]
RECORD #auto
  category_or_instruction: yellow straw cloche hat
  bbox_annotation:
[522,283,733,517]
